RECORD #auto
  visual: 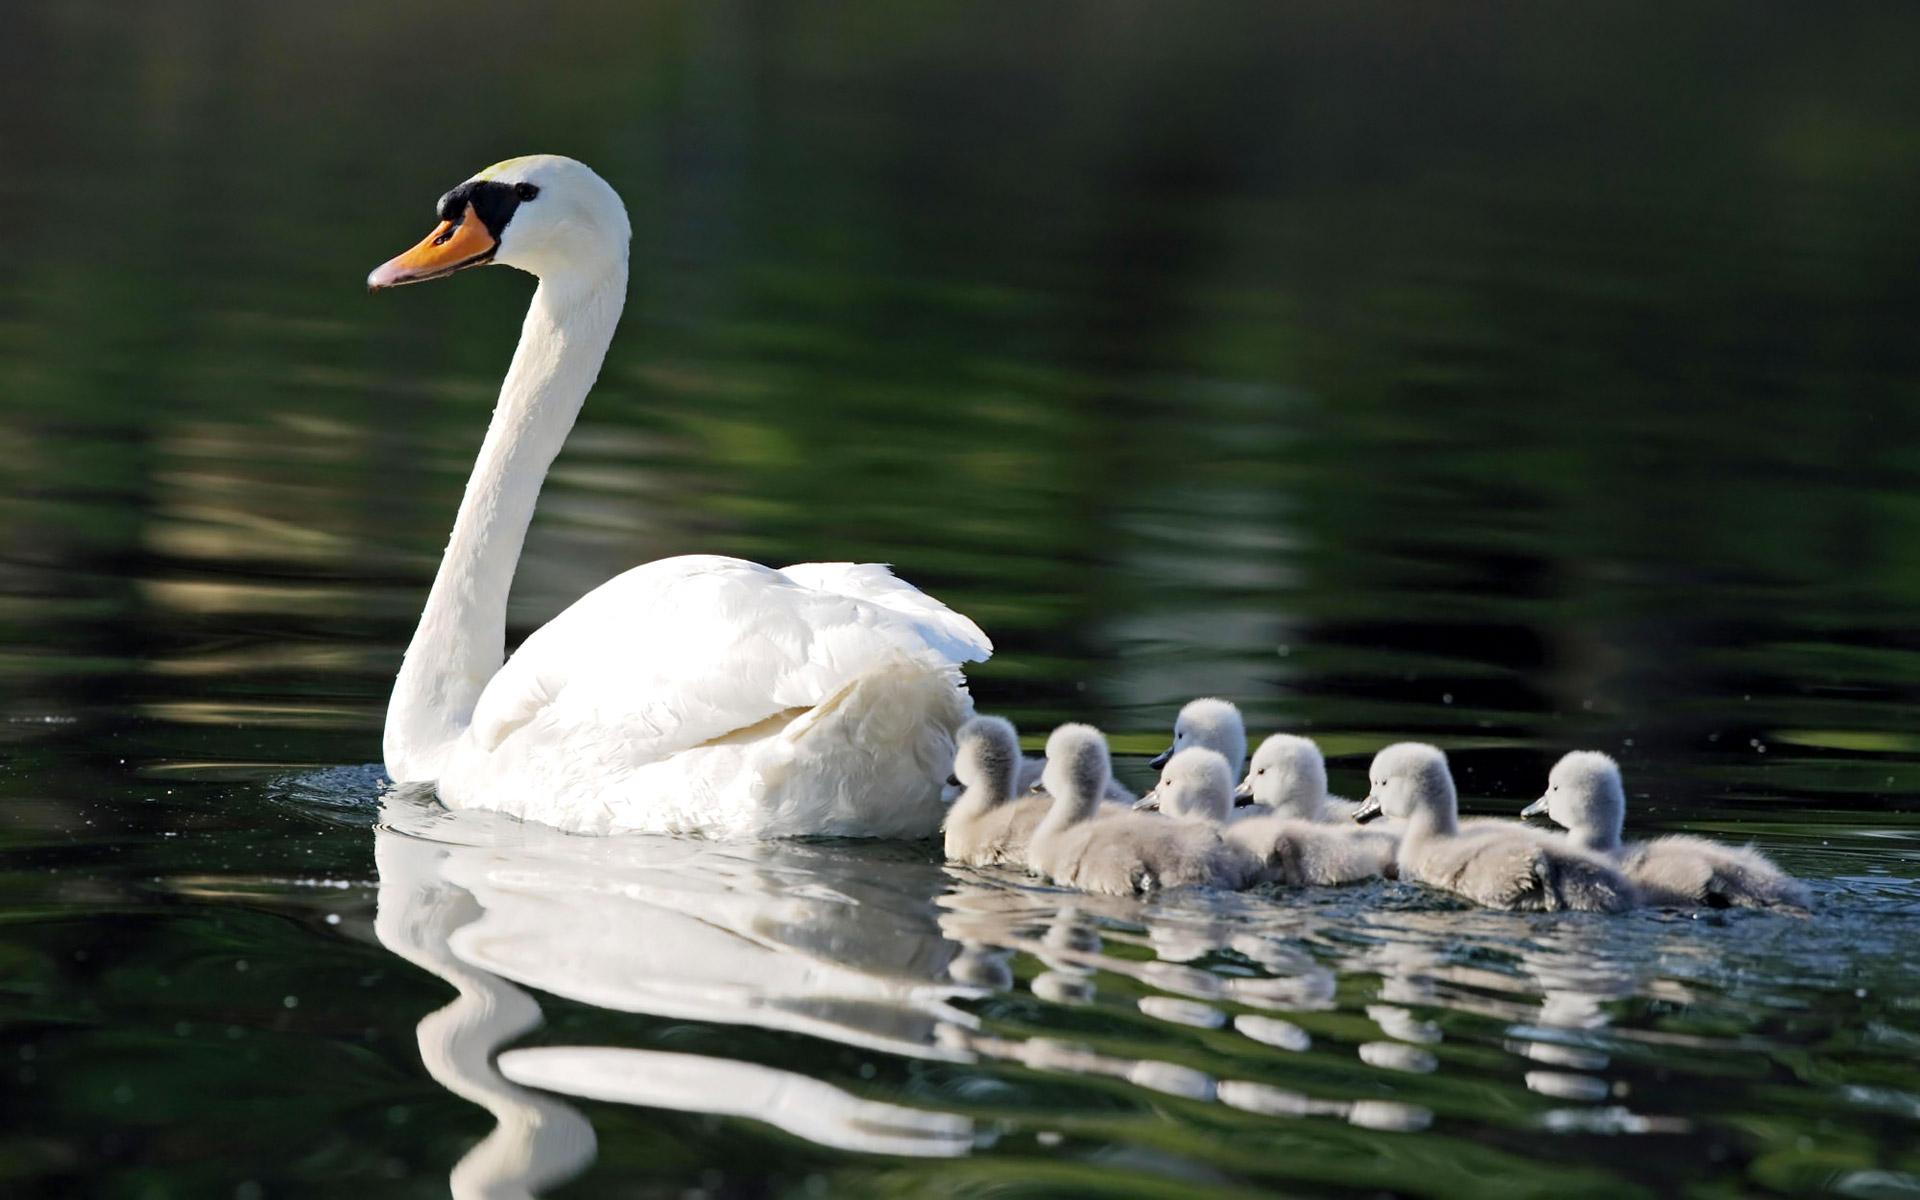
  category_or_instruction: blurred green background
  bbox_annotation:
[6,1,1920,786]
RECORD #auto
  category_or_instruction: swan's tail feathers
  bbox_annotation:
[751,654,974,839]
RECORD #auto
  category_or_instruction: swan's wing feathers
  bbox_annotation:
[470,556,978,762]
[778,562,992,664]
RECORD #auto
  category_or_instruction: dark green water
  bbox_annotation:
[4,2,1920,1196]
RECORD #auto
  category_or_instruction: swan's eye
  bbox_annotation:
[515,183,540,201]
[946,774,960,787]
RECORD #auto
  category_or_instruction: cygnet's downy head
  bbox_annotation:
[1522,751,1626,850]
[1158,748,1235,824]
[1240,734,1329,817]
[1148,697,1247,776]
[948,716,1020,806]
[1355,742,1457,826]
[1041,724,1113,819]
[368,155,631,291]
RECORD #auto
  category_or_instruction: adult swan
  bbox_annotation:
[368,155,990,838]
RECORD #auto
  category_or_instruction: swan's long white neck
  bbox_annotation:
[384,265,627,781]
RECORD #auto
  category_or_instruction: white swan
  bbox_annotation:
[1357,743,1636,914]
[1027,726,1252,896]
[369,155,990,838]
[1159,748,1393,887]
[1523,751,1810,912]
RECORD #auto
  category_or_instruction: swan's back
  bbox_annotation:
[775,562,991,665]
[450,556,990,836]
[1623,835,1810,912]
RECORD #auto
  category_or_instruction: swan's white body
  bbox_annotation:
[376,156,988,838]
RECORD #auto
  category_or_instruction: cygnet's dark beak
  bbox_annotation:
[1353,795,1383,825]
[1232,776,1254,804]
[1147,745,1174,770]
[1132,787,1162,812]
[1519,796,1550,819]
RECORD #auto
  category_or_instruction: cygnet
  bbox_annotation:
[943,716,1054,868]
[1235,733,1364,822]
[1159,747,1393,886]
[1027,725,1254,896]
[1137,697,1247,809]
[1357,743,1635,914]
[1523,751,1809,913]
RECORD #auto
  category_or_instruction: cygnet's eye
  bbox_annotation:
[514,182,540,201]
[945,774,961,787]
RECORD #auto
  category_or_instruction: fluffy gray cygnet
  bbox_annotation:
[943,716,1051,868]
[1235,733,1364,822]
[1357,743,1636,914]
[1524,751,1810,913]
[1027,725,1254,896]
[1159,747,1393,887]
[1137,698,1247,808]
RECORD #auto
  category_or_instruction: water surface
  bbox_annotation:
[3,2,1920,1196]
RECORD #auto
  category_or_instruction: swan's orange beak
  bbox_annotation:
[367,205,498,291]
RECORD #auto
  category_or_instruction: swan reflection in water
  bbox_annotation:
[384,783,1787,1194]
[372,787,980,1198]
